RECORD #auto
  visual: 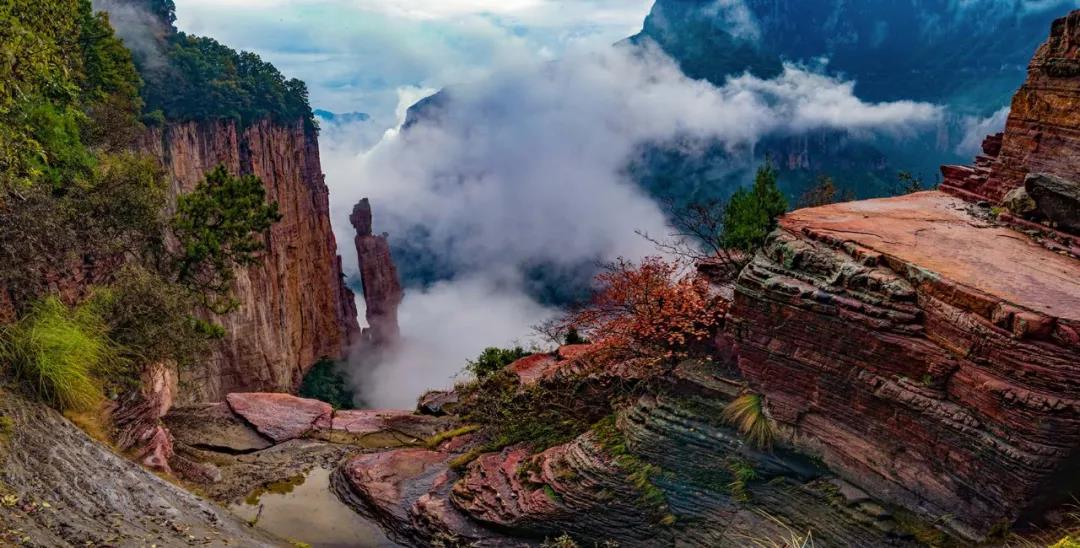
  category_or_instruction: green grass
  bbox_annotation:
[0,297,118,411]
[726,457,758,503]
[721,393,775,449]
[425,424,480,449]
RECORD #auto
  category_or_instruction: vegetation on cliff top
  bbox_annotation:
[122,0,315,129]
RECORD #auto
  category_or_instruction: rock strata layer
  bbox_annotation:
[729,191,1080,538]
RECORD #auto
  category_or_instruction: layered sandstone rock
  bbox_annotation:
[350,198,404,346]
[141,119,361,402]
[339,391,920,547]
[942,11,1080,204]
[729,191,1080,539]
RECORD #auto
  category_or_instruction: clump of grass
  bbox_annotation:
[541,533,580,548]
[0,416,12,439]
[733,509,815,548]
[425,424,480,449]
[721,393,774,449]
[0,297,119,412]
[726,457,757,503]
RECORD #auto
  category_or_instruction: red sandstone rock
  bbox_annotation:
[139,119,360,402]
[556,344,594,361]
[730,191,1080,539]
[113,361,179,473]
[942,11,1080,205]
[509,353,560,386]
[225,392,332,442]
[351,198,404,347]
[314,409,451,448]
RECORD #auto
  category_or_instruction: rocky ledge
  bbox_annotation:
[730,190,1080,539]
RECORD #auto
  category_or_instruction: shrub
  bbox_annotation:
[458,370,602,455]
[556,257,727,366]
[0,296,118,411]
[465,346,531,380]
[87,265,218,373]
[721,393,774,449]
[298,358,356,410]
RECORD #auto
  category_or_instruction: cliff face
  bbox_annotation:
[141,119,360,402]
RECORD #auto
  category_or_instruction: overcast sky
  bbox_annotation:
[175,0,654,123]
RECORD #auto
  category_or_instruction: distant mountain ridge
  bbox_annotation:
[631,0,1080,112]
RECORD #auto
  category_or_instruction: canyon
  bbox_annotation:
[4,3,1080,548]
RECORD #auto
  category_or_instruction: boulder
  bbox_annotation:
[225,392,333,443]
[1026,172,1080,231]
[417,389,460,416]
[314,409,452,448]
[1003,185,1037,217]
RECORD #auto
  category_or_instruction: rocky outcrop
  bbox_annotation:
[350,198,403,347]
[339,389,922,547]
[942,11,1080,205]
[141,119,361,402]
[226,392,334,443]
[728,191,1080,539]
[0,389,278,547]
[1026,172,1080,231]
[112,360,179,473]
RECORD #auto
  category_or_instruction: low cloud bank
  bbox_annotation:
[321,44,943,407]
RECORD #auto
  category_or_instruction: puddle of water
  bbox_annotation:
[229,467,400,548]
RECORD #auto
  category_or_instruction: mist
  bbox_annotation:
[319,42,943,409]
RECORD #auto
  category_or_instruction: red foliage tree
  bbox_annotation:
[557,257,728,366]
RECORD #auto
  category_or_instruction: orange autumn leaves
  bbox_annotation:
[561,257,728,365]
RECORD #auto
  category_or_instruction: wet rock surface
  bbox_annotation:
[0,389,279,547]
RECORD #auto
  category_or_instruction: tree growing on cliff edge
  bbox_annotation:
[637,160,788,283]
[171,165,282,313]
[723,161,788,253]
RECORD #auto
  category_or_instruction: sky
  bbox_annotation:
[175,0,655,125]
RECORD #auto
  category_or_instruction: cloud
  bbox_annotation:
[322,44,942,406]
[92,0,169,70]
[956,106,1010,156]
[348,277,554,409]
[173,0,653,125]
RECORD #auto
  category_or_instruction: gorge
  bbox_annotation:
[2,1,1080,547]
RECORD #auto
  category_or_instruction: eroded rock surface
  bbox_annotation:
[729,191,1080,538]
[227,392,334,443]
[351,198,404,347]
[0,390,278,547]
